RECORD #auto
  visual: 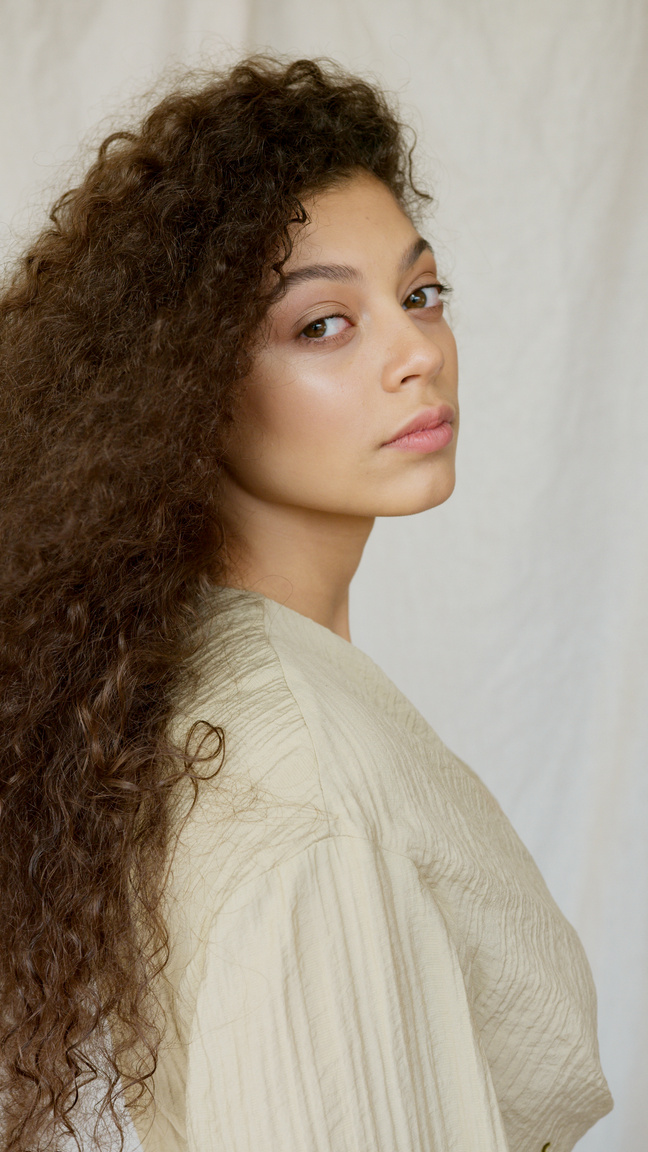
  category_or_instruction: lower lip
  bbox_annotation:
[384,421,454,452]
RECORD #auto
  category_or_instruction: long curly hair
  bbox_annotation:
[0,54,429,1150]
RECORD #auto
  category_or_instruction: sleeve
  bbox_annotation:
[185,835,510,1152]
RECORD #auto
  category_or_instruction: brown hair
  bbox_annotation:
[0,54,428,1150]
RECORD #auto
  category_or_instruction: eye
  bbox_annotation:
[403,282,447,312]
[300,314,350,341]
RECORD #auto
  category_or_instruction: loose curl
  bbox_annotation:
[0,54,429,1150]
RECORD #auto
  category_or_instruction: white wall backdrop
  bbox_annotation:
[1,2,646,1149]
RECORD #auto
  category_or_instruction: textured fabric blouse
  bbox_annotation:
[130,587,613,1152]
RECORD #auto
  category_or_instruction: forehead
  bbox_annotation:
[288,172,419,267]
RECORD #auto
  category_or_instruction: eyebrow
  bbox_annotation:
[281,235,434,289]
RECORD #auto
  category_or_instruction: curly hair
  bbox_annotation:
[0,54,429,1150]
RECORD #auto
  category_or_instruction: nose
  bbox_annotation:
[380,309,445,393]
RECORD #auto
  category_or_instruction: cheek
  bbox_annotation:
[247,360,360,458]
[444,327,459,390]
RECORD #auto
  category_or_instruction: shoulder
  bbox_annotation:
[164,590,432,929]
[167,590,537,922]
[192,591,503,853]
[163,593,331,935]
[180,587,428,800]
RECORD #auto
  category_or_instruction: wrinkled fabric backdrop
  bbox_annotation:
[1,1,646,1148]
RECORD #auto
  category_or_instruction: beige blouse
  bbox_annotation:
[131,587,612,1152]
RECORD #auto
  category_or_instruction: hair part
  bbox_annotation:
[0,53,430,1150]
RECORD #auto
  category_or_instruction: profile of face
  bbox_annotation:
[222,171,459,527]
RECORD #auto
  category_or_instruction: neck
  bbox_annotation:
[219,474,374,642]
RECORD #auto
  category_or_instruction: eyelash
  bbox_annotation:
[298,281,451,344]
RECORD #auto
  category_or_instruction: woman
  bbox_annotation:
[0,56,612,1152]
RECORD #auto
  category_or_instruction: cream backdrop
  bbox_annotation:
[1,2,646,1149]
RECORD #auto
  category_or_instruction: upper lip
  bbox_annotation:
[383,404,456,444]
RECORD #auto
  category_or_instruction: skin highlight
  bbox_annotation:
[221,171,460,641]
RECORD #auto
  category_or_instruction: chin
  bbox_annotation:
[377,468,457,517]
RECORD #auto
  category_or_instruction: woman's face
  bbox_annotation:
[223,171,459,520]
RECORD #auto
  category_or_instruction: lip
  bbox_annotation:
[382,404,456,447]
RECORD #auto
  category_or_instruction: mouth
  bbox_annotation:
[382,404,456,452]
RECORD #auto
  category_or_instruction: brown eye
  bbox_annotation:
[403,283,443,311]
[300,315,349,340]
[302,319,328,338]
